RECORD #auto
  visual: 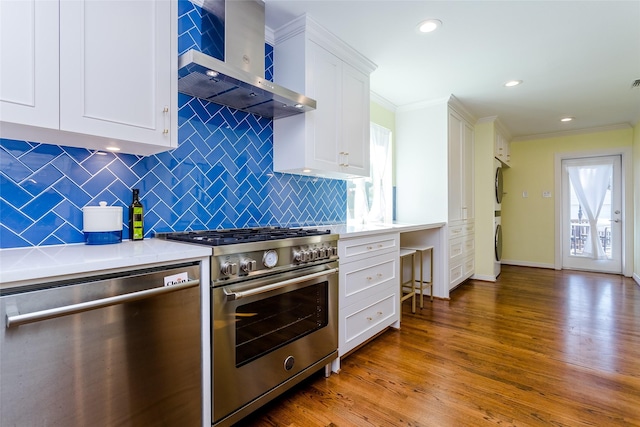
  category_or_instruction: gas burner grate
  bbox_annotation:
[164,227,331,246]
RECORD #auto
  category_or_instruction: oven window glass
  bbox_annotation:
[235,281,328,367]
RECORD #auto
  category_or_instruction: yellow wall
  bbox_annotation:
[503,127,634,268]
[633,121,640,283]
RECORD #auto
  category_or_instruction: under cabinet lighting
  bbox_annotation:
[560,117,574,122]
[106,146,121,152]
[206,70,219,78]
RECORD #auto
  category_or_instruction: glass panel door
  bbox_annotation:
[561,155,622,273]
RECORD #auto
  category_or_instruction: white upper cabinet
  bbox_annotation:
[494,127,511,166]
[272,15,376,179]
[0,0,177,156]
[0,0,59,129]
[448,108,475,221]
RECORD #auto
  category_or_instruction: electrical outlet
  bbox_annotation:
[542,191,552,198]
[522,191,528,198]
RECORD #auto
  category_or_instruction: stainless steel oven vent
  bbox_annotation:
[178,0,316,119]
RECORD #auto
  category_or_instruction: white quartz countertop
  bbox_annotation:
[320,222,446,238]
[0,239,212,289]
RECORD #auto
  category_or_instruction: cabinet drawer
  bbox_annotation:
[464,255,475,277]
[449,220,474,239]
[339,232,399,262]
[463,222,475,234]
[449,262,463,289]
[340,253,397,308]
[449,224,465,239]
[464,236,475,253]
[341,287,397,354]
[449,237,465,260]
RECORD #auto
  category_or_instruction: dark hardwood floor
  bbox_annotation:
[240,265,640,426]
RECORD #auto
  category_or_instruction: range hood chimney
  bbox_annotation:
[178,0,316,119]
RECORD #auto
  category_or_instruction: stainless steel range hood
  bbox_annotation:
[178,0,316,119]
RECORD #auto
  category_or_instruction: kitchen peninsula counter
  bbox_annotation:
[320,222,446,238]
[0,239,212,289]
[320,221,449,300]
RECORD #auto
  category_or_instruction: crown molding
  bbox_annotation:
[512,123,632,142]
[370,92,397,112]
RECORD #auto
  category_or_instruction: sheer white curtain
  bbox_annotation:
[566,160,613,259]
[348,123,392,224]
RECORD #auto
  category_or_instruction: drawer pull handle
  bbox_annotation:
[367,311,384,321]
[367,246,373,250]
[377,273,383,277]
[366,276,373,280]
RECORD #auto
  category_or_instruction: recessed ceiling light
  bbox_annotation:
[504,80,523,87]
[560,117,574,122]
[417,19,442,33]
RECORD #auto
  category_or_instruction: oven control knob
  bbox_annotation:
[310,249,319,260]
[284,356,295,371]
[331,246,338,257]
[240,259,256,273]
[293,249,303,262]
[263,250,278,268]
[220,262,238,276]
[302,250,311,262]
[318,247,327,258]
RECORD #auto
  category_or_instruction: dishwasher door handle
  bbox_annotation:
[5,279,200,328]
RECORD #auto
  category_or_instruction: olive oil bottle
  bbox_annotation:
[129,189,144,240]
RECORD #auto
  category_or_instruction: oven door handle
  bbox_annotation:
[223,268,339,301]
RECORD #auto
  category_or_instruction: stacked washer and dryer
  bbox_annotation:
[494,159,503,278]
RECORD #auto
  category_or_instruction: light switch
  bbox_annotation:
[522,191,528,198]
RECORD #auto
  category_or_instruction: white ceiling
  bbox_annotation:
[265,0,640,139]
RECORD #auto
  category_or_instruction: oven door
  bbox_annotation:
[212,261,338,425]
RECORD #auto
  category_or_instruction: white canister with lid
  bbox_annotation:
[82,201,123,245]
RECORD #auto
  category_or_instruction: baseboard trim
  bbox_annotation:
[634,272,640,286]
[471,273,497,282]
[500,259,556,270]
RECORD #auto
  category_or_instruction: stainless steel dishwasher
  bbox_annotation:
[0,262,202,427]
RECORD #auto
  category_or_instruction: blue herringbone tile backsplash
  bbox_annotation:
[0,0,346,249]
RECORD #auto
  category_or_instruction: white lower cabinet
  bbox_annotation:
[343,286,397,348]
[332,232,400,372]
[448,219,475,290]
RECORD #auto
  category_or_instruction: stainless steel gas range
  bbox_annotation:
[158,227,339,427]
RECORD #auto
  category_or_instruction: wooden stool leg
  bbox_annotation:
[418,250,424,309]
[411,252,416,313]
[429,248,434,301]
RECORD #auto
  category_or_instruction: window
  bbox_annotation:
[347,123,393,224]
